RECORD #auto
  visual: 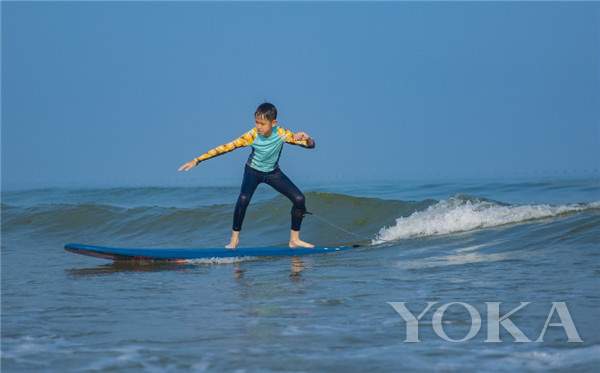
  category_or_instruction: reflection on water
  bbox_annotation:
[234,263,245,279]
[66,261,194,276]
[66,256,310,279]
[290,257,305,280]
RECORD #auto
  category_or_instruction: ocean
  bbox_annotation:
[1,178,599,371]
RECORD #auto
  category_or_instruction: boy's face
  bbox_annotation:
[255,115,277,136]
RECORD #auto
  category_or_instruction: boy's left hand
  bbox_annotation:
[293,132,310,141]
[178,160,198,172]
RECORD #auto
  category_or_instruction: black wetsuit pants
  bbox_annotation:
[233,164,306,232]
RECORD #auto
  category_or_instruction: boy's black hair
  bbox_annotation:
[255,102,277,121]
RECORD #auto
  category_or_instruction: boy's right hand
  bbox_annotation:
[178,160,198,172]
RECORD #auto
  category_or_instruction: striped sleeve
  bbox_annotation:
[277,127,314,148]
[194,128,257,164]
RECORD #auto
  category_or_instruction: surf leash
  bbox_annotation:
[303,211,396,246]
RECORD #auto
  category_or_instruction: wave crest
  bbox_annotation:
[373,197,600,243]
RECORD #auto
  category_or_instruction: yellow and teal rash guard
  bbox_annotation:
[194,126,315,172]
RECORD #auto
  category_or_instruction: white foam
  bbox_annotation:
[396,251,512,270]
[373,198,600,244]
[185,256,257,265]
[507,345,600,369]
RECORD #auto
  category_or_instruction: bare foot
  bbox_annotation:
[226,230,240,249]
[289,239,315,248]
[225,240,238,249]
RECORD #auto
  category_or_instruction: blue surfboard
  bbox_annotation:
[64,243,358,261]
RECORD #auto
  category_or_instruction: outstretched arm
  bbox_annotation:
[277,127,316,149]
[178,129,257,171]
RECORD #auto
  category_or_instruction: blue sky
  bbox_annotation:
[2,2,599,190]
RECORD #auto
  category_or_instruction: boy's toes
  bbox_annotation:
[289,240,315,248]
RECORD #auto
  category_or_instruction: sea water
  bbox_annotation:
[2,178,599,371]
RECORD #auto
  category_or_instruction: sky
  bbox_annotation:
[2,2,599,190]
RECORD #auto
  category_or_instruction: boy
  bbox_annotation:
[178,103,316,249]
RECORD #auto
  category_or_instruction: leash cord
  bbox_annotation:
[304,211,395,245]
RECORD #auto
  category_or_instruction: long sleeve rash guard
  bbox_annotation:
[194,126,315,172]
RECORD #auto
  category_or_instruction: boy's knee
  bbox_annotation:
[238,194,251,206]
[293,193,305,207]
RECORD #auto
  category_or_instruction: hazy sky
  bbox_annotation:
[2,2,599,190]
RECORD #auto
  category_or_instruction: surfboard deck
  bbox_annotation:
[64,243,357,261]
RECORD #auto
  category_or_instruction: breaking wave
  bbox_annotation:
[373,196,600,243]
